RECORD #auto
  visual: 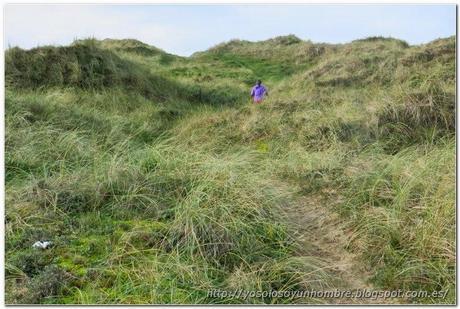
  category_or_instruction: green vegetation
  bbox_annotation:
[5,35,455,304]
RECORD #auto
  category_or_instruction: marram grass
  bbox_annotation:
[5,36,455,304]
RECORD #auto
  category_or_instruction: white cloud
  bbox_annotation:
[4,4,455,55]
[4,4,191,54]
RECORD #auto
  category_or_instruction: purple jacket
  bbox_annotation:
[251,84,267,100]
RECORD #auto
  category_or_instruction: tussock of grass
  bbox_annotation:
[341,140,455,301]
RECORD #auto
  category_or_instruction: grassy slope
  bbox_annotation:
[5,36,455,304]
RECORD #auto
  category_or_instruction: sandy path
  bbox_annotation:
[280,189,397,304]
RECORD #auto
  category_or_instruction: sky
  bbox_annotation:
[4,4,457,56]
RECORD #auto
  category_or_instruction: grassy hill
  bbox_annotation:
[5,35,455,304]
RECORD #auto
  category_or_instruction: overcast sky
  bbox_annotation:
[4,4,456,56]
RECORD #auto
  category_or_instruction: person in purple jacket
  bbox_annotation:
[251,80,268,104]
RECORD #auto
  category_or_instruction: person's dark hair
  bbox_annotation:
[256,80,262,85]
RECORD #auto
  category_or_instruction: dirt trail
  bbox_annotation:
[281,190,395,304]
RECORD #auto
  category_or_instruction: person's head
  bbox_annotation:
[256,80,262,86]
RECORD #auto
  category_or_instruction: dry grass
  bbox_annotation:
[5,35,455,304]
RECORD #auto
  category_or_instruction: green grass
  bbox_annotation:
[5,35,456,304]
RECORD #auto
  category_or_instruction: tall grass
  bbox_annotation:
[5,35,456,304]
[341,140,455,302]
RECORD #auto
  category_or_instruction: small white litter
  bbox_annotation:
[32,241,52,249]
